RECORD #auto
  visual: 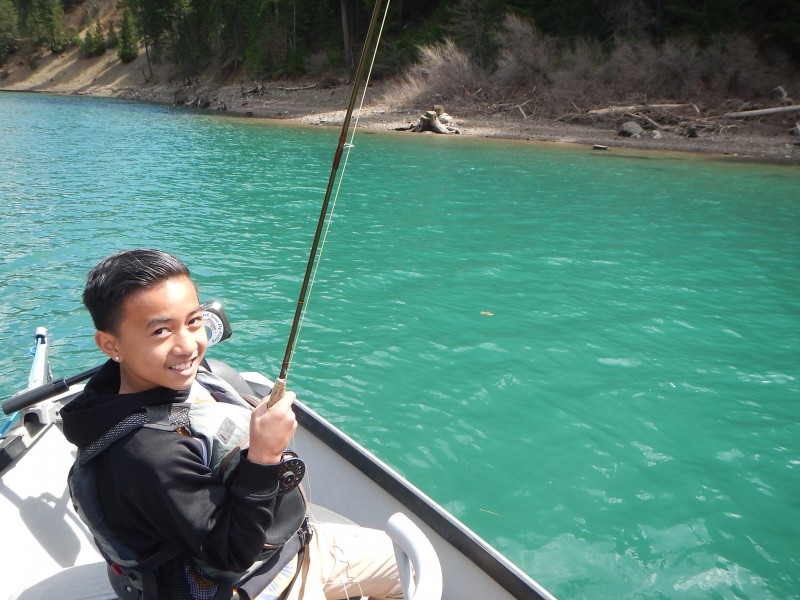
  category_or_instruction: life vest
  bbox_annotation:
[67,366,308,600]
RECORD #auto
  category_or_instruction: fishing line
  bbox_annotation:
[291,5,391,366]
[268,0,391,405]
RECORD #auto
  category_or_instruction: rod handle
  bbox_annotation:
[267,377,286,408]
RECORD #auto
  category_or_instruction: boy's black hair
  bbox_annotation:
[83,249,191,333]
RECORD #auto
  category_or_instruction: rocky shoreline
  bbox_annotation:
[3,47,799,164]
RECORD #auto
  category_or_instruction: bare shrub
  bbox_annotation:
[380,16,798,119]
[493,14,558,89]
[698,33,790,100]
[654,37,704,97]
[560,38,603,82]
[594,34,798,108]
[598,38,666,100]
[595,37,714,102]
[548,38,605,109]
[381,38,488,107]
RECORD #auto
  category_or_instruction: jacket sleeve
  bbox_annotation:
[99,427,281,573]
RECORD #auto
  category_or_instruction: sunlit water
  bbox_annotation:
[1,92,799,599]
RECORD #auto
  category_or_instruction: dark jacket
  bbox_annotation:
[61,360,284,596]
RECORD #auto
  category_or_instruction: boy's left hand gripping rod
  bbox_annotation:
[2,366,101,415]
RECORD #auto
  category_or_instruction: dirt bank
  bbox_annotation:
[2,45,799,164]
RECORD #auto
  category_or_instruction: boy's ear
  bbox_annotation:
[94,330,121,360]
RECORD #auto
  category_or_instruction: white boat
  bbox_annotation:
[1,322,556,600]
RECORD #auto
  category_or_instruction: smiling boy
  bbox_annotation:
[62,249,402,600]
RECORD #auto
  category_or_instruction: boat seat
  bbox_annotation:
[385,513,442,600]
[305,508,441,600]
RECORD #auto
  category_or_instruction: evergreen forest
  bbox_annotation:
[1,0,798,113]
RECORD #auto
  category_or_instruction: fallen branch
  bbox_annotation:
[625,112,663,130]
[516,99,534,119]
[588,103,692,116]
[279,83,319,91]
[723,105,800,118]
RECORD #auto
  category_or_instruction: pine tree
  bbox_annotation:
[80,27,95,56]
[93,20,105,53]
[118,9,139,63]
[106,21,119,49]
[80,20,106,57]
[0,0,18,64]
[43,0,67,52]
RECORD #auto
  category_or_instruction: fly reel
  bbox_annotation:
[277,451,305,495]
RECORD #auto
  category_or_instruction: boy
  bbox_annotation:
[62,249,402,600]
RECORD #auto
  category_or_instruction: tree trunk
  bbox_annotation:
[136,3,153,80]
[399,109,462,134]
[340,0,353,69]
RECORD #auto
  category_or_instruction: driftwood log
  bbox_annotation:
[723,105,800,119]
[587,103,695,116]
[397,105,462,134]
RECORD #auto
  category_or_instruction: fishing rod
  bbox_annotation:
[267,0,390,406]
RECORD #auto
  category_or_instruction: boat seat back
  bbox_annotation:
[386,513,442,600]
[204,358,258,399]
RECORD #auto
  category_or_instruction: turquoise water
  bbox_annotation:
[1,92,799,599]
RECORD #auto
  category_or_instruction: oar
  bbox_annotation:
[2,365,102,415]
[268,0,389,407]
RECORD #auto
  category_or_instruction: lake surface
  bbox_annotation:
[1,91,799,599]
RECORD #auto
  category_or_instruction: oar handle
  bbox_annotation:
[266,377,286,408]
[3,378,69,414]
[2,366,101,415]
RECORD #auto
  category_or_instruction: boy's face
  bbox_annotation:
[95,276,208,394]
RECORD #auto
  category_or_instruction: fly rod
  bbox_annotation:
[267,0,389,406]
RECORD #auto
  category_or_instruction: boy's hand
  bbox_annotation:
[247,390,298,465]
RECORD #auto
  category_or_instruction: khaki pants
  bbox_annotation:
[286,523,403,600]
